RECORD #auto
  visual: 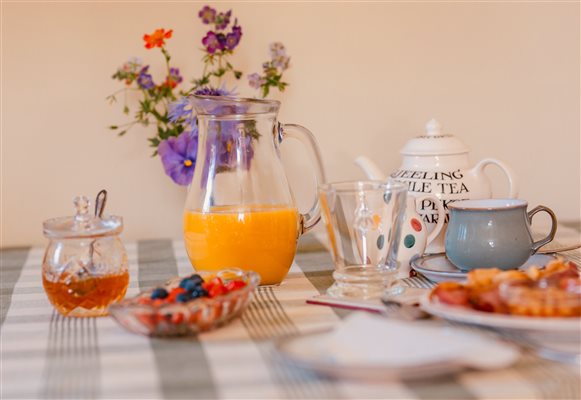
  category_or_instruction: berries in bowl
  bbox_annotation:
[109,269,260,336]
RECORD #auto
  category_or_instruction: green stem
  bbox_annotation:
[217,54,223,86]
[161,47,171,76]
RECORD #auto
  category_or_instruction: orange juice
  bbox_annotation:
[183,205,299,285]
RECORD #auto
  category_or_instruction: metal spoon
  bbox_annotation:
[94,189,107,218]
[86,190,107,270]
[380,297,431,321]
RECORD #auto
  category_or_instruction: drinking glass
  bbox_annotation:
[319,180,407,299]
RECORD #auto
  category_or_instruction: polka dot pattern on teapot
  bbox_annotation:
[403,218,423,249]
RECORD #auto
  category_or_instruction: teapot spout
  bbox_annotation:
[354,156,386,180]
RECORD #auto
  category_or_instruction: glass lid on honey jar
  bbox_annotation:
[42,190,129,317]
[43,191,123,238]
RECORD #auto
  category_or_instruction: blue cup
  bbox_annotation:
[445,199,557,271]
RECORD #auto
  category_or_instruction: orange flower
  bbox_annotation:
[143,28,173,49]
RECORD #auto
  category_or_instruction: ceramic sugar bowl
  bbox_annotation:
[356,119,519,253]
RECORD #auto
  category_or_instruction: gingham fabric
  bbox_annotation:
[1,237,580,400]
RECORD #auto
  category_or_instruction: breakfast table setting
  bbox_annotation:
[2,4,581,400]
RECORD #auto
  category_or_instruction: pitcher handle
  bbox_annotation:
[416,194,446,246]
[278,123,326,234]
[527,205,558,253]
[472,158,519,198]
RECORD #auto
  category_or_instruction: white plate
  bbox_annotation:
[420,295,581,352]
[411,253,559,283]
[276,314,520,381]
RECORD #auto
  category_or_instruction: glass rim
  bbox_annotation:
[449,199,528,211]
[318,180,407,194]
[192,95,281,106]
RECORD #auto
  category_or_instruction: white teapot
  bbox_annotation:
[355,119,518,254]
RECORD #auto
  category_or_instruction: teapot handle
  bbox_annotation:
[472,158,519,198]
[278,123,327,234]
[415,194,446,246]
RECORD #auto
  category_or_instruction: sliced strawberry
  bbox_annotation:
[225,280,246,292]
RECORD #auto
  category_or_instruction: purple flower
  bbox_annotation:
[225,25,242,50]
[215,10,232,30]
[194,85,236,96]
[202,31,223,54]
[168,97,196,126]
[247,73,265,89]
[217,33,227,48]
[137,66,155,89]
[207,121,253,171]
[158,129,198,186]
[198,6,216,24]
[273,55,290,71]
[269,42,286,58]
[165,67,183,88]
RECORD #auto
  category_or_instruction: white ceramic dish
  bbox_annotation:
[411,253,559,283]
[420,294,581,353]
[276,314,519,381]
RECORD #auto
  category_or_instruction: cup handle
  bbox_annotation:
[472,158,519,198]
[278,123,327,234]
[527,205,558,253]
[416,194,446,246]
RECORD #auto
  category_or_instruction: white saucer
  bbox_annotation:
[410,253,559,283]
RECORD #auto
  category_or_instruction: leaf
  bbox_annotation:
[117,130,127,137]
[234,70,242,79]
[123,106,130,115]
[140,99,151,113]
[109,125,118,130]
[212,68,226,78]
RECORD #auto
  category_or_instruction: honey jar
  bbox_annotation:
[42,193,129,317]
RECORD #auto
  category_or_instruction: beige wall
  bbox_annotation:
[2,2,579,247]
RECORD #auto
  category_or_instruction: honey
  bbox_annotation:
[42,269,129,317]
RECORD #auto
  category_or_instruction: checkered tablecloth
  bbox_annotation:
[1,238,580,400]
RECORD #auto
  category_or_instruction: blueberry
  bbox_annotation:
[183,279,201,292]
[176,293,192,303]
[151,287,169,300]
[188,274,204,285]
[190,288,208,299]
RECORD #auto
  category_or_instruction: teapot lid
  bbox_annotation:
[400,119,469,156]
[43,194,122,239]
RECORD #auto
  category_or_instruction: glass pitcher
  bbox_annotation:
[183,96,325,285]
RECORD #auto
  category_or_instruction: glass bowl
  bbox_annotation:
[109,269,260,336]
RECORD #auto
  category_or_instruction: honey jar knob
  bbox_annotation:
[73,196,90,222]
